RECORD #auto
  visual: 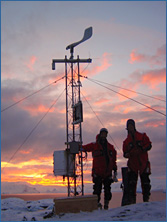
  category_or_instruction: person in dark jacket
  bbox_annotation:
[123,119,152,204]
[82,128,117,209]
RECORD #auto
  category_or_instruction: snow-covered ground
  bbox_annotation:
[1,197,166,221]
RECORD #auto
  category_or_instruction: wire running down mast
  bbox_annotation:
[52,27,93,196]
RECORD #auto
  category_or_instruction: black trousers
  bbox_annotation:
[128,170,151,203]
[93,176,112,203]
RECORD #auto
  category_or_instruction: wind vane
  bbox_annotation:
[66,27,93,58]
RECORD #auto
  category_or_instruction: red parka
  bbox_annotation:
[82,135,117,179]
[123,131,152,175]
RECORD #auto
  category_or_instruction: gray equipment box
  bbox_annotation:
[69,141,80,154]
[53,150,74,176]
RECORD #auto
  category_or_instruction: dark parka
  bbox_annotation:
[123,131,152,175]
[82,134,117,179]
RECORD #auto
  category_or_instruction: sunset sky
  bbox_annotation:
[1,1,166,194]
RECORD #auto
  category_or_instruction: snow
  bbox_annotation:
[1,197,166,221]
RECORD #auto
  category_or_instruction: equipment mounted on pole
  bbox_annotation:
[52,27,93,196]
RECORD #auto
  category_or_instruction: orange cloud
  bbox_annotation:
[48,71,65,84]
[129,49,147,64]
[19,150,32,154]
[141,68,166,90]
[140,103,166,114]
[2,159,56,186]
[22,104,55,116]
[123,106,135,114]
[144,120,165,128]
[26,56,37,71]
[1,157,92,187]
[113,104,125,112]
[94,98,110,105]
[118,67,166,93]
[112,77,139,102]
[54,107,66,114]
[129,45,166,67]
[82,52,112,77]
[117,88,137,102]
[113,103,134,114]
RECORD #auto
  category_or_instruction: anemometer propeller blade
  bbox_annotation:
[66,27,93,50]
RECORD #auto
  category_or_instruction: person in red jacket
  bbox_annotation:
[123,119,152,204]
[82,128,117,209]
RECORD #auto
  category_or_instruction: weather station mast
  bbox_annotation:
[52,27,93,196]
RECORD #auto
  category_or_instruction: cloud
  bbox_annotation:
[21,104,55,116]
[141,68,166,90]
[117,88,138,102]
[140,103,166,114]
[116,67,166,95]
[1,156,92,187]
[94,98,110,105]
[110,77,139,102]
[129,49,147,64]
[25,55,37,71]
[2,100,166,191]
[1,58,165,193]
[144,119,165,128]
[82,52,112,77]
[129,44,166,67]
[1,100,66,163]
[113,102,136,114]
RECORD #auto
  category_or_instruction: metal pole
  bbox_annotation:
[70,49,77,196]
[77,55,84,195]
[65,56,70,197]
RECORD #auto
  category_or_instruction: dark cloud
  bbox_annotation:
[1,78,67,164]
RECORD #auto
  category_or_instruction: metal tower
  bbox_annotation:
[52,27,93,196]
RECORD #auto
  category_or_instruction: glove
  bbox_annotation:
[124,152,130,158]
[80,146,85,152]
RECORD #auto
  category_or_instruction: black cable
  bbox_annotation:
[82,76,166,117]
[71,62,165,104]
[1,75,65,113]
[1,87,66,172]
[81,91,120,151]
[89,78,166,103]
[80,63,91,75]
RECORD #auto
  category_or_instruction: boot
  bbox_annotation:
[97,202,102,209]
[104,200,109,210]
[143,193,150,202]
[143,196,149,202]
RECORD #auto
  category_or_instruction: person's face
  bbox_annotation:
[127,124,135,134]
[100,131,107,139]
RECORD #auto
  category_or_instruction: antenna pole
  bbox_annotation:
[52,56,91,196]
[65,56,70,197]
[70,48,77,196]
[77,55,84,195]
[52,27,92,197]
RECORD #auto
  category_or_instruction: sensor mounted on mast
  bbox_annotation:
[66,27,93,58]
